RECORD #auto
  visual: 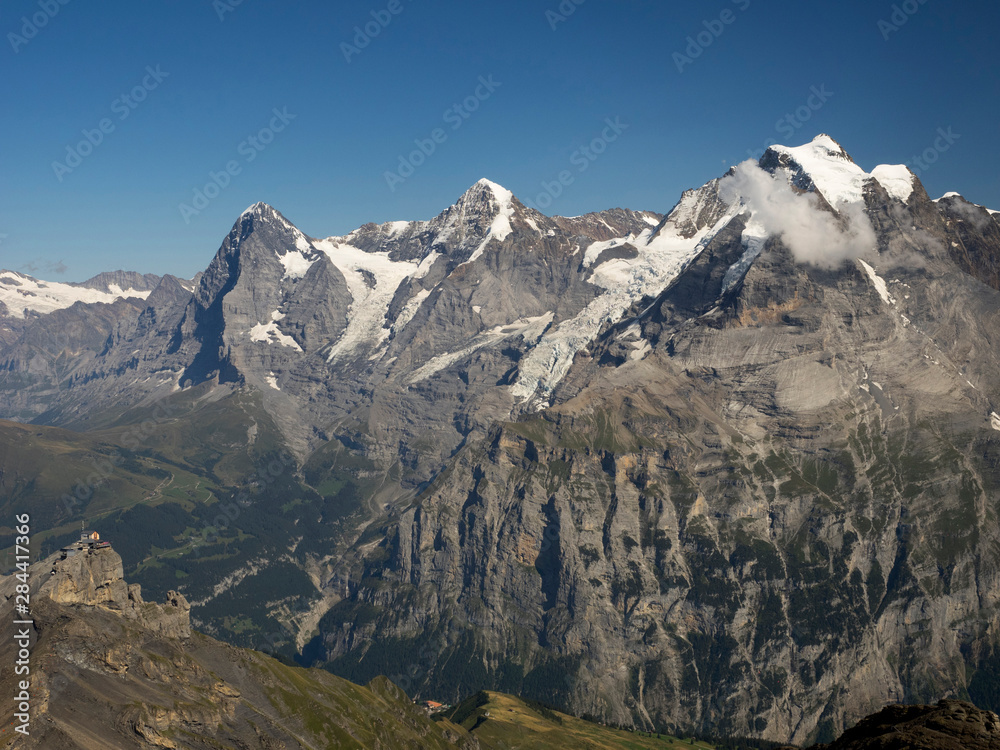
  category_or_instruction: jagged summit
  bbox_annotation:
[807,133,853,158]
[449,177,516,222]
[472,176,513,196]
[75,270,162,294]
[240,200,277,217]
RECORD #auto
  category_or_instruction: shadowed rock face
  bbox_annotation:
[799,700,1000,750]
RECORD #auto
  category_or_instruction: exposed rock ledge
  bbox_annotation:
[34,546,190,639]
[778,699,1000,750]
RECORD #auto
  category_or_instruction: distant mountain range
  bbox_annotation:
[4,135,1000,744]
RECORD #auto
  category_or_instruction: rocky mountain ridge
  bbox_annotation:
[802,699,1000,750]
[0,546,732,749]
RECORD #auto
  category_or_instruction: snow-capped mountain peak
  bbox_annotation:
[240,201,276,219]
[464,181,516,263]
[423,178,524,258]
[765,135,916,208]
[767,135,870,207]
[469,177,514,205]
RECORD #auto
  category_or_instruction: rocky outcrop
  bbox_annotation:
[807,700,1000,750]
[38,547,191,639]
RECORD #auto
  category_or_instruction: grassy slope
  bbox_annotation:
[0,603,469,749]
[446,692,713,750]
[0,419,172,539]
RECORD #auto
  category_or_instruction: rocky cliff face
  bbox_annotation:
[37,546,191,639]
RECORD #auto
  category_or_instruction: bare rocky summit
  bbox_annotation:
[37,546,191,639]
[797,700,1000,750]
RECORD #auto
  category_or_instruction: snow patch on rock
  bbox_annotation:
[722,217,768,293]
[871,164,915,202]
[393,289,432,334]
[858,259,895,305]
[465,180,516,264]
[510,211,738,404]
[409,313,553,384]
[250,310,302,352]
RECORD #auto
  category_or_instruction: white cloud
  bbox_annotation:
[720,161,877,269]
[944,198,993,231]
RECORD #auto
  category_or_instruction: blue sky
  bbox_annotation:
[2,0,998,282]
